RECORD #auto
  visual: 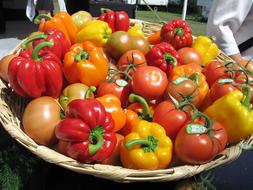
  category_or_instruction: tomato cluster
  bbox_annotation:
[4,10,253,169]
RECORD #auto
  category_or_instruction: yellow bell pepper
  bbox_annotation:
[192,36,219,67]
[76,20,112,47]
[120,120,173,170]
[128,24,145,38]
[205,86,253,144]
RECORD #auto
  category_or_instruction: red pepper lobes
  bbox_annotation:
[98,8,130,32]
[55,99,116,163]
[146,42,182,77]
[21,28,70,60]
[31,28,70,60]
[8,41,63,98]
[161,18,193,50]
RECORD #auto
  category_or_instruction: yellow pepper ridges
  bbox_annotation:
[192,35,219,67]
[120,120,173,170]
[128,24,145,38]
[76,20,112,47]
[205,88,253,144]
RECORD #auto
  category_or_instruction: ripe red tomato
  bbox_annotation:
[131,66,168,100]
[203,61,231,87]
[118,50,147,76]
[153,100,189,139]
[22,96,62,146]
[0,54,16,82]
[209,80,237,102]
[164,79,200,106]
[97,80,130,107]
[177,47,202,65]
[175,120,227,164]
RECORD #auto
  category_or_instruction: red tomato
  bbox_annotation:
[153,100,189,139]
[175,120,227,164]
[97,80,130,107]
[0,54,16,82]
[131,66,168,100]
[118,50,147,76]
[209,80,237,102]
[22,96,62,146]
[177,47,202,65]
[164,79,200,106]
[203,61,231,87]
[101,133,124,166]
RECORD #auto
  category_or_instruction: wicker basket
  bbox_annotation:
[0,19,252,183]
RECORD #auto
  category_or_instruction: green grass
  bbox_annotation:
[136,10,207,36]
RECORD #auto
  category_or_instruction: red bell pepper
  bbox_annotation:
[145,42,182,77]
[161,18,193,50]
[55,98,116,163]
[98,8,130,32]
[21,28,70,60]
[8,41,63,98]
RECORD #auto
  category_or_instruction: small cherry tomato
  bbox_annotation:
[177,47,202,65]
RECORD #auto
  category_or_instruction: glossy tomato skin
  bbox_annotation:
[22,96,62,146]
[209,80,237,102]
[153,100,189,139]
[175,121,227,164]
[118,50,147,75]
[164,79,200,106]
[203,61,231,87]
[131,66,168,100]
[97,81,130,107]
[177,47,202,65]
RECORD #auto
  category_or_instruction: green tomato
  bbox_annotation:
[105,31,150,60]
[71,11,93,31]
[59,83,94,110]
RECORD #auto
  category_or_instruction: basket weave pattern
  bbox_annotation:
[0,19,251,182]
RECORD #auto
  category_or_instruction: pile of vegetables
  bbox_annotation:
[1,9,253,171]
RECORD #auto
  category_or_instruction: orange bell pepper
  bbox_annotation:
[34,12,78,45]
[171,63,209,107]
[119,109,140,136]
[63,41,109,87]
[97,94,127,133]
[147,30,161,45]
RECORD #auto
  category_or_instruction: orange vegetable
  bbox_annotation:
[119,109,140,136]
[63,41,109,86]
[171,63,209,107]
[97,94,127,132]
[34,12,78,45]
[147,30,161,45]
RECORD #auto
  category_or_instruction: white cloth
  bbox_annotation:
[26,0,67,22]
[207,0,253,60]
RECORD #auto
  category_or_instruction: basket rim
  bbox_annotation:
[0,18,248,183]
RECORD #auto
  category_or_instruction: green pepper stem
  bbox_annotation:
[163,53,177,67]
[34,14,52,24]
[20,34,48,50]
[175,27,184,36]
[241,85,252,110]
[100,8,112,13]
[84,86,96,99]
[75,50,90,62]
[125,136,158,152]
[88,127,105,155]
[32,41,53,61]
[128,93,152,121]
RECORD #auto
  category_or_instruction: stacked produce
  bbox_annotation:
[1,9,253,171]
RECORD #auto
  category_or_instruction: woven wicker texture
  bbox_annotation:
[0,19,251,183]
